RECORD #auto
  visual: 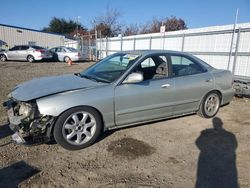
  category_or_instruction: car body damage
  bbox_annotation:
[3,99,55,144]
[3,74,108,144]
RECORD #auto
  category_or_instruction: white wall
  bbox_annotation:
[97,23,250,78]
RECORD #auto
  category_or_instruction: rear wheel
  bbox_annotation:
[0,54,7,62]
[53,106,102,150]
[27,55,35,63]
[198,91,221,118]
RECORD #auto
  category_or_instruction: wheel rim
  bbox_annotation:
[65,57,69,62]
[0,55,6,61]
[204,93,220,116]
[62,111,97,145]
[28,56,34,62]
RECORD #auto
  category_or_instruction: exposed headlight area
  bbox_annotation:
[19,102,33,118]
[4,98,55,144]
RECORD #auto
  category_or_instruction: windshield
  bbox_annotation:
[80,53,140,83]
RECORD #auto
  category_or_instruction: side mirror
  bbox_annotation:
[123,72,143,84]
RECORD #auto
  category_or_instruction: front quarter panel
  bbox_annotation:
[36,85,115,128]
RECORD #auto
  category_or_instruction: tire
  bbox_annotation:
[27,55,35,63]
[64,56,70,63]
[0,54,7,62]
[198,91,221,118]
[53,106,102,150]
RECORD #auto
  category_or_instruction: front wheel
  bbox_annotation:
[198,91,221,118]
[53,106,102,150]
[0,54,7,62]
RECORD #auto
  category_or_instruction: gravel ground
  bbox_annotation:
[0,61,250,188]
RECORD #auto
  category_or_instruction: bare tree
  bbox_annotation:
[92,6,122,37]
[140,16,187,34]
[123,24,140,36]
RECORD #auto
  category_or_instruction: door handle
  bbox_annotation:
[161,84,171,88]
[206,79,212,82]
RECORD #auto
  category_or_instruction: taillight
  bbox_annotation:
[35,50,45,53]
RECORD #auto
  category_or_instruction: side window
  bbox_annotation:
[134,55,168,81]
[57,48,66,52]
[56,48,61,52]
[141,58,155,68]
[171,55,204,76]
[20,46,29,50]
[9,46,19,51]
[50,48,56,53]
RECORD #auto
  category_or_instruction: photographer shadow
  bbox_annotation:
[195,117,238,188]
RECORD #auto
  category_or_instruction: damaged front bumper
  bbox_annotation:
[3,99,55,145]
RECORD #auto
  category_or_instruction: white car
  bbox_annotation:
[0,45,53,63]
[50,46,84,62]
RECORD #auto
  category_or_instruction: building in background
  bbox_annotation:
[0,24,77,49]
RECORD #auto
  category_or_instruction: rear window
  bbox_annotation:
[31,46,45,50]
[67,47,78,52]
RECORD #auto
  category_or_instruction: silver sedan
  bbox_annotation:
[50,46,84,62]
[3,50,235,150]
[0,45,52,62]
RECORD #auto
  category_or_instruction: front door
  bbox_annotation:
[7,46,20,60]
[114,55,176,126]
[18,46,29,60]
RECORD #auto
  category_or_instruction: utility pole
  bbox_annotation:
[92,20,98,61]
[76,16,81,38]
[227,8,239,70]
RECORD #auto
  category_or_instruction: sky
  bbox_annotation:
[0,0,249,31]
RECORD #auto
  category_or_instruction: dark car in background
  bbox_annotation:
[0,45,53,63]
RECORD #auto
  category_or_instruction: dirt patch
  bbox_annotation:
[107,137,155,160]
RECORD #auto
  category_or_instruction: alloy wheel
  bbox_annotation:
[204,93,220,117]
[62,111,97,145]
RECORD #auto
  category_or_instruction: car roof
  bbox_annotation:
[121,50,192,56]
[13,45,43,48]
[52,46,69,49]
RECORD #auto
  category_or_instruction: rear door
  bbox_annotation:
[114,54,176,126]
[169,55,214,115]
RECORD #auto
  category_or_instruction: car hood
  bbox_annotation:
[11,74,107,101]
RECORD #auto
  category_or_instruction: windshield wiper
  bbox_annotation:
[81,74,99,82]
[94,77,110,83]
[74,73,81,77]
[80,74,110,83]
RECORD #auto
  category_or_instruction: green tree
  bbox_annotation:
[42,17,86,37]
